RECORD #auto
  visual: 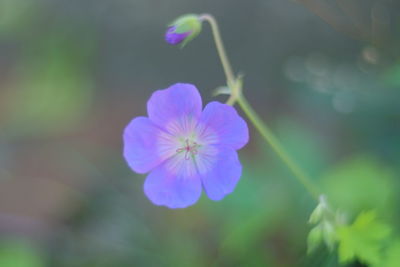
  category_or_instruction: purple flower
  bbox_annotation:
[123,83,249,208]
[165,26,191,45]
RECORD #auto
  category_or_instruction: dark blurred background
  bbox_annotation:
[0,0,399,266]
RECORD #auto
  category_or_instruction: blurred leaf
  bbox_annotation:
[378,240,400,267]
[0,240,45,267]
[337,210,391,265]
[0,0,37,35]
[383,63,400,88]
[307,196,340,253]
[321,155,396,217]
[161,231,204,267]
[274,118,329,178]
[200,153,292,262]
[6,30,94,136]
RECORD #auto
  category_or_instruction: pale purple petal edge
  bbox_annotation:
[201,146,242,201]
[144,161,202,209]
[123,117,163,174]
[199,101,249,150]
[147,83,202,129]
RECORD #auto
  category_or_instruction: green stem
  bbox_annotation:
[202,13,321,200]
[237,96,320,199]
[199,14,238,105]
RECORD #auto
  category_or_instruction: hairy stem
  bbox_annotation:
[199,14,238,105]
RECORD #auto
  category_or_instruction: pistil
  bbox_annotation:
[176,139,199,160]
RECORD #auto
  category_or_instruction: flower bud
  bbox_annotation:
[165,26,191,45]
[308,195,328,224]
[309,202,324,224]
[307,226,323,254]
[322,221,336,250]
[165,14,202,47]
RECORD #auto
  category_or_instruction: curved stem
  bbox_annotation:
[199,14,238,105]
[202,13,321,200]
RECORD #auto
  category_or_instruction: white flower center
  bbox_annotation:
[176,139,200,160]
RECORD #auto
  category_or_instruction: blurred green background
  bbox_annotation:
[0,0,399,266]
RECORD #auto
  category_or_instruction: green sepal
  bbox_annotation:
[168,14,202,48]
[309,203,324,224]
[322,221,336,251]
[307,226,323,254]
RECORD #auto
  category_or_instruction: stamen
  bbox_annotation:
[176,139,200,160]
[184,150,190,160]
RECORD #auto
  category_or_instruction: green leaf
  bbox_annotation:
[378,240,400,267]
[337,211,391,265]
[5,30,94,136]
[0,240,45,267]
[321,155,395,217]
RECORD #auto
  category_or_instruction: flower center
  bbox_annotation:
[176,139,199,160]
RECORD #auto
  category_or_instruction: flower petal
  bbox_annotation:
[144,159,202,209]
[123,117,165,174]
[198,102,249,150]
[147,83,202,130]
[200,146,242,201]
[165,26,191,45]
